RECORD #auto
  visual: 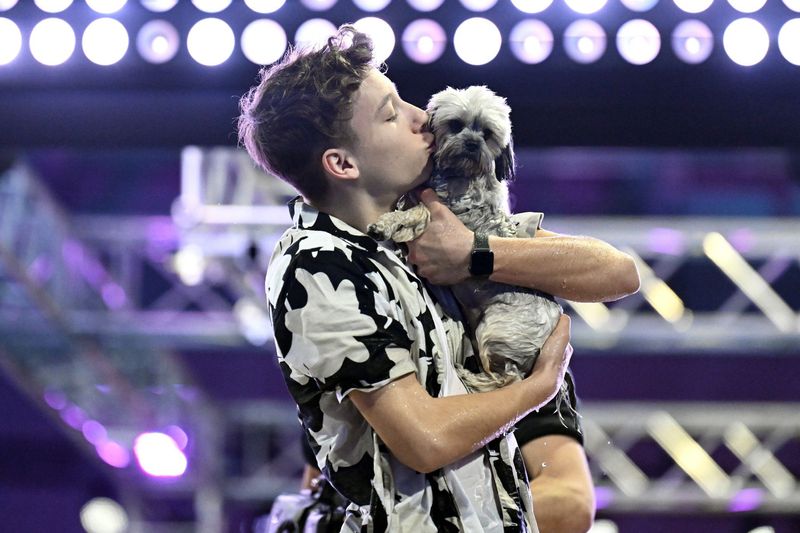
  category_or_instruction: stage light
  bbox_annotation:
[187,18,235,67]
[301,0,337,9]
[82,420,108,445]
[353,0,391,11]
[134,432,188,477]
[402,19,446,63]
[673,0,713,13]
[0,18,21,65]
[34,0,72,13]
[191,0,231,13]
[509,19,553,64]
[82,18,129,66]
[80,498,129,533]
[166,425,189,449]
[564,19,606,63]
[30,18,75,66]
[96,440,131,468]
[723,18,768,66]
[621,0,659,10]
[454,17,501,65]
[0,0,18,11]
[234,298,271,346]
[294,18,337,50]
[460,0,498,11]
[141,0,178,12]
[511,0,553,13]
[778,19,800,65]
[173,243,205,284]
[241,19,286,65]
[354,17,395,62]
[785,0,800,13]
[672,19,713,63]
[244,0,285,13]
[136,19,179,64]
[407,0,445,11]
[617,19,660,65]
[565,0,608,14]
[728,0,765,12]
[86,0,126,14]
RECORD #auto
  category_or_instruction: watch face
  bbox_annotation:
[470,250,494,276]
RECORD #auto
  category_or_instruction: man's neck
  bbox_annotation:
[311,188,396,234]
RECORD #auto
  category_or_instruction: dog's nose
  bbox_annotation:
[465,140,479,152]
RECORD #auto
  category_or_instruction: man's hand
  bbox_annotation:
[406,188,473,284]
[526,315,573,405]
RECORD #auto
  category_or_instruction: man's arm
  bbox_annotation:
[348,315,573,474]
[405,189,640,301]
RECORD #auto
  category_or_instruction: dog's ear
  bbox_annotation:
[495,137,515,182]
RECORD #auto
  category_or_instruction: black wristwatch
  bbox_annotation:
[469,232,494,277]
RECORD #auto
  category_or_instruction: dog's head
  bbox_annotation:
[426,85,515,182]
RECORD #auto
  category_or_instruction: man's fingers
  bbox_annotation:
[418,188,441,207]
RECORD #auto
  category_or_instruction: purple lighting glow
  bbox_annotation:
[729,487,763,512]
[134,432,188,477]
[648,228,685,255]
[594,486,615,509]
[97,440,131,468]
[43,389,68,410]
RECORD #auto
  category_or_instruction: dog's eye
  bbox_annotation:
[448,120,464,133]
[483,129,492,140]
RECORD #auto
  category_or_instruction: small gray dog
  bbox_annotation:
[369,86,563,393]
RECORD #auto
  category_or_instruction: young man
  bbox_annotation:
[239,26,638,532]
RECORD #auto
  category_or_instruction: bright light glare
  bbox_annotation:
[136,19,179,63]
[187,18,235,66]
[564,19,606,63]
[673,0,713,13]
[778,19,800,65]
[621,0,659,10]
[80,498,129,533]
[234,298,272,346]
[723,18,769,66]
[672,19,713,63]
[86,0,126,13]
[294,18,337,50]
[83,18,129,66]
[510,19,553,64]
[616,19,660,65]
[244,0,286,13]
[407,0,445,10]
[30,18,75,66]
[241,19,286,65]
[454,17,501,65]
[460,0,498,10]
[785,0,800,13]
[354,17,395,62]
[191,0,232,12]
[173,244,206,285]
[0,18,22,65]
[301,0,338,9]
[0,0,18,11]
[565,0,608,14]
[728,0,766,12]
[402,19,446,64]
[353,0,391,10]
[34,0,72,13]
[134,432,188,477]
[511,0,553,12]
[141,0,178,12]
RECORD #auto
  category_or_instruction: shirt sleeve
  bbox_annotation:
[270,247,417,401]
[510,212,544,238]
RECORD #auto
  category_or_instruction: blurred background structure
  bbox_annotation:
[1,1,799,532]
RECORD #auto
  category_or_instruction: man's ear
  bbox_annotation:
[322,148,359,181]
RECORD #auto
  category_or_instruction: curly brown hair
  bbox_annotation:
[238,26,375,203]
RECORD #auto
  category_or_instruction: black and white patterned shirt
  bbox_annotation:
[266,197,538,532]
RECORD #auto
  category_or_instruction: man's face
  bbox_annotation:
[348,69,435,202]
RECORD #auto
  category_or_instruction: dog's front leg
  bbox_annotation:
[367,204,431,242]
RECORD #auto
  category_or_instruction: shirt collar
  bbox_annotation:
[287,196,380,253]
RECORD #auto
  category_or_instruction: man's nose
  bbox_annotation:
[411,106,428,131]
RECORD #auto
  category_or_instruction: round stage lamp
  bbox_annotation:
[0,18,22,65]
[353,0,391,10]
[354,17,395,62]
[80,498,129,533]
[511,0,553,13]
[241,19,286,65]
[454,17,501,65]
[672,19,713,64]
[134,432,187,477]
[564,19,606,63]
[244,0,286,13]
[83,18,129,66]
[509,19,553,64]
[187,18,235,66]
[294,18,337,50]
[723,18,768,66]
[191,0,231,13]
[86,0,126,13]
[620,0,659,10]
[784,0,800,12]
[301,0,338,9]
[565,0,608,14]
[616,19,660,65]
[141,0,178,12]
[407,0,445,11]
[34,0,72,12]
[460,0,498,11]
[0,0,18,11]
[402,19,446,64]
[727,0,766,12]
[778,19,800,65]
[136,19,179,64]
[673,0,713,13]
[30,18,75,66]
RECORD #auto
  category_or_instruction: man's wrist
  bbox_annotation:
[469,232,494,277]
